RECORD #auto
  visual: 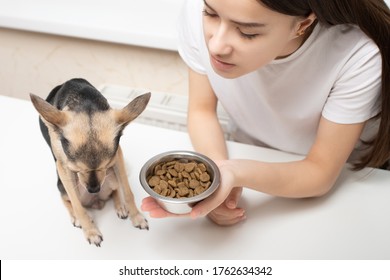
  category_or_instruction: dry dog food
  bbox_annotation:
[147,159,212,198]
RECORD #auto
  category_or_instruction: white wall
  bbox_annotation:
[0,0,183,51]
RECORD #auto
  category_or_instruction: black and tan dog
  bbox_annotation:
[30,78,150,246]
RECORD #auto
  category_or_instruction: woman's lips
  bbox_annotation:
[210,55,235,71]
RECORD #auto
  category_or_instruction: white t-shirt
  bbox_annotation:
[177,0,382,156]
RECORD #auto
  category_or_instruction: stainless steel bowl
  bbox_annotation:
[139,150,221,214]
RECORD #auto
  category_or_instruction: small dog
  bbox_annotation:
[30,78,150,246]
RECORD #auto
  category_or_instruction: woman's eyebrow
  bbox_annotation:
[232,20,267,28]
[203,0,267,28]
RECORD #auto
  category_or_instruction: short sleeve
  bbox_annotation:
[322,38,382,124]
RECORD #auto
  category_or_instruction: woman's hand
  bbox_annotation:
[141,196,188,218]
[206,187,246,226]
[141,161,246,226]
[189,162,245,224]
[141,188,245,225]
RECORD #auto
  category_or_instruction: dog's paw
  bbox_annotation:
[130,213,149,230]
[71,217,82,228]
[84,228,103,247]
[115,205,129,219]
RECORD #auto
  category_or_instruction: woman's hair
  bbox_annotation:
[259,0,390,170]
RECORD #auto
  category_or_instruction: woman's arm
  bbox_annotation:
[142,69,366,223]
[187,68,245,225]
[187,68,228,161]
[190,117,366,218]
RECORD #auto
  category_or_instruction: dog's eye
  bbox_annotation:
[60,136,77,161]
[67,162,85,173]
[60,136,69,147]
[67,165,80,173]
[60,137,70,152]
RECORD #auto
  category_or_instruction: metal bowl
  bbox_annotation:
[139,150,220,214]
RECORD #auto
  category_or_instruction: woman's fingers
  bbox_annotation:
[141,197,171,218]
[208,210,246,226]
[141,197,190,218]
[225,187,243,209]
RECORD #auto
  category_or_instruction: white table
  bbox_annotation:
[1,95,389,260]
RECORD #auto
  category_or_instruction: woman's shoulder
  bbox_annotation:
[317,23,379,52]
[300,23,381,70]
[177,0,208,74]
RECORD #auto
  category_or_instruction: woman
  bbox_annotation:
[141,0,390,225]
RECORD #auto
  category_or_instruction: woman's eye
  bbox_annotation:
[238,29,259,40]
[202,9,218,18]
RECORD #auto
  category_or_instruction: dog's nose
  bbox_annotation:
[87,185,100,194]
[86,171,102,193]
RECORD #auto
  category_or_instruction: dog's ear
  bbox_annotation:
[114,92,151,127]
[29,93,68,127]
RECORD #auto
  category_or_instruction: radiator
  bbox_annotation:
[99,84,233,140]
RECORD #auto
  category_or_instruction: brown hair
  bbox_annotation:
[259,0,390,170]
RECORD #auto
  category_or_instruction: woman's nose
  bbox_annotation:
[208,25,233,56]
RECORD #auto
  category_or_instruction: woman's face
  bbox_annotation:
[203,0,304,78]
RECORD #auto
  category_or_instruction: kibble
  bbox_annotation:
[147,159,213,198]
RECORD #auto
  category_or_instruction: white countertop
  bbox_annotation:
[1,95,389,260]
[0,0,182,51]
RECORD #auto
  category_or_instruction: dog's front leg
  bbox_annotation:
[114,146,149,230]
[56,162,103,246]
